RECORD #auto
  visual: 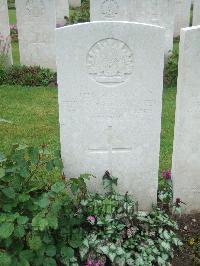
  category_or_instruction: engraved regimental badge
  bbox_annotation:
[87,38,134,86]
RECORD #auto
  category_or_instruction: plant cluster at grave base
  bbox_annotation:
[69,0,90,24]
[0,145,182,266]
[164,50,179,88]
[0,65,57,87]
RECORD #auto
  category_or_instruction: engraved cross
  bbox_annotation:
[88,126,132,174]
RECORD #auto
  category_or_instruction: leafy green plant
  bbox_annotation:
[0,145,183,265]
[0,144,91,265]
[78,172,182,266]
[0,65,56,87]
[164,50,179,88]
[69,0,90,24]
[8,0,15,9]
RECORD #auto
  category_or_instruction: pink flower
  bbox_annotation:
[96,262,101,266]
[87,216,96,224]
[162,170,171,180]
[85,260,94,266]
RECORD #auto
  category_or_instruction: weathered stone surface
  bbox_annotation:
[56,22,165,211]
[174,0,191,37]
[172,26,200,214]
[193,0,200,26]
[90,0,132,21]
[131,0,175,58]
[56,0,69,26]
[16,0,56,70]
[69,0,81,8]
[0,0,13,65]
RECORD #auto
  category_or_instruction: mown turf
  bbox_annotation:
[8,9,16,24]
[0,85,177,172]
[0,85,60,153]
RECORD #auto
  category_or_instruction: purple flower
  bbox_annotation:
[87,216,96,224]
[85,260,94,266]
[95,262,101,266]
[10,24,17,30]
[162,170,171,180]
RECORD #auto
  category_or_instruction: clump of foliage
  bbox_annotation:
[69,0,90,24]
[7,0,15,9]
[0,144,90,266]
[164,50,179,88]
[0,65,56,87]
[0,145,182,265]
[78,171,182,266]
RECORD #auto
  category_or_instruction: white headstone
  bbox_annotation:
[0,0,13,65]
[174,0,192,37]
[131,0,175,59]
[90,0,132,21]
[16,0,56,70]
[56,22,165,211]
[193,0,200,26]
[172,26,200,214]
[56,0,69,26]
[69,0,81,8]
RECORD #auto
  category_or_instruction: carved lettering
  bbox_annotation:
[100,0,119,19]
[26,0,45,17]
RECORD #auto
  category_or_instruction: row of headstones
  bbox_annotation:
[56,20,200,214]
[0,0,81,68]
[0,0,200,70]
[0,1,200,213]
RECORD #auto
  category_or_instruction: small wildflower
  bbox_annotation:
[175,198,186,207]
[162,170,171,180]
[175,198,181,207]
[87,216,96,224]
[85,260,94,266]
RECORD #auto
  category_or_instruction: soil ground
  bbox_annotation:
[173,213,200,266]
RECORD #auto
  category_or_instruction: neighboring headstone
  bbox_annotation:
[174,0,192,37]
[56,0,69,26]
[90,0,132,21]
[0,0,13,65]
[69,0,81,8]
[193,0,200,25]
[131,0,175,59]
[15,0,56,70]
[56,22,165,211]
[172,26,200,214]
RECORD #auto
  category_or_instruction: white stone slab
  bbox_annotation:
[56,0,69,26]
[0,0,13,65]
[56,21,165,211]
[16,0,56,70]
[69,0,81,8]
[172,26,200,214]
[193,0,200,25]
[90,0,132,21]
[131,0,175,58]
[174,0,192,37]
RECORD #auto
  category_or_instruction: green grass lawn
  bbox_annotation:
[8,9,16,24]
[0,85,60,153]
[0,85,177,172]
